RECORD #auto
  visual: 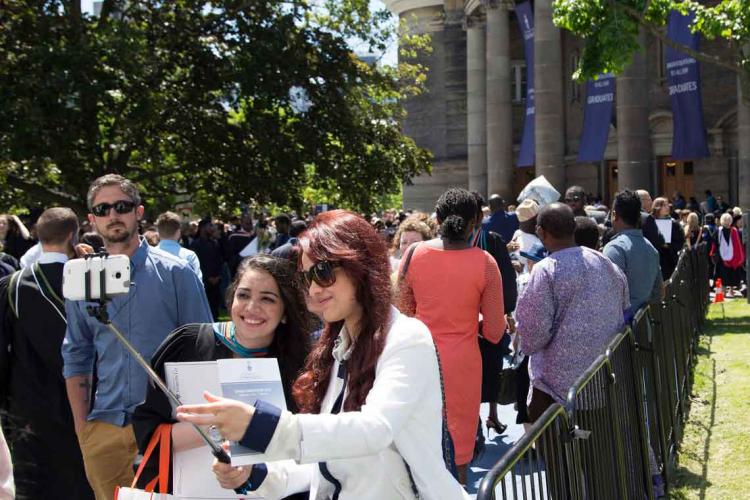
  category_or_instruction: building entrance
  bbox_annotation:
[607,160,619,207]
[659,157,694,200]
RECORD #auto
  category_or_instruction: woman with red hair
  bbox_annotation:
[177,210,468,500]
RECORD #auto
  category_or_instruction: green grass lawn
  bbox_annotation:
[671,299,750,499]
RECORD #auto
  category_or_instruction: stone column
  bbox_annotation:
[466,17,488,196]
[534,0,566,191]
[485,0,513,199]
[738,72,750,209]
[616,31,652,192]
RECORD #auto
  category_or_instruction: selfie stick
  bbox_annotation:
[82,252,231,464]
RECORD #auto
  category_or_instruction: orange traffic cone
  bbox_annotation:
[714,278,724,303]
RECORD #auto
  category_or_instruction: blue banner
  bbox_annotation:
[666,10,709,159]
[516,1,534,167]
[577,74,615,162]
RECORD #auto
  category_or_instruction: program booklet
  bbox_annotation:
[165,361,237,498]
[216,358,287,465]
[165,357,286,482]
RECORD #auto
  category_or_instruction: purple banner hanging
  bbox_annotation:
[666,10,709,159]
[577,74,615,163]
[516,1,534,167]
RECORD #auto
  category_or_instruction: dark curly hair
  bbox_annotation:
[435,188,478,242]
[293,210,392,413]
[226,254,313,411]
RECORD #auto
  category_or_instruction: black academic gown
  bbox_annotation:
[132,324,306,499]
[477,231,517,403]
[0,263,93,500]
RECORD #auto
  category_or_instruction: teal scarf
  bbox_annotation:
[212,322,270,358]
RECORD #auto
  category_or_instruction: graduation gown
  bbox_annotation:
[0,263,93,499]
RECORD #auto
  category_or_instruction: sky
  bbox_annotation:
[81,0,399,66]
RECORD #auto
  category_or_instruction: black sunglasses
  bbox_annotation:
[91,200,137,217]
[564,196,583,203]
[300,261,339,289]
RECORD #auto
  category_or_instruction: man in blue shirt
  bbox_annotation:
[482,194,519,244]
[603,189,664,321]
[62,175,212,500]
[155,211,203,281]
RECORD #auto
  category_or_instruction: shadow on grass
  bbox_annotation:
[672,332,718,499]
[703,309,750,336]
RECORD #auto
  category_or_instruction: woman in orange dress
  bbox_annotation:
[397,188,505,484]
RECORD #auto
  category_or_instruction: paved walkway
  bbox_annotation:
[466,402,524,498]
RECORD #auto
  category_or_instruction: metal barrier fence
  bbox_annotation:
[477,244,710,500]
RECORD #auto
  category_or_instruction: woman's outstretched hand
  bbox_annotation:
[176,391,255,442]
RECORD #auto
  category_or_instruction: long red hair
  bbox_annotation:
[293,210,392,413]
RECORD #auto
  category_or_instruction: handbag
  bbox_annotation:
[496,353,519,405]
[115,424,175,500]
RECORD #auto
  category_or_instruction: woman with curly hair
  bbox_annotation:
[177,210,468,499]
[389,215,433,272]
[396,188,505,484]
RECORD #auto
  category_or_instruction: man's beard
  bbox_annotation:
[102,221,134,244]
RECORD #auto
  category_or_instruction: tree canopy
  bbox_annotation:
[553,0,750,97]
[0,0,432,217]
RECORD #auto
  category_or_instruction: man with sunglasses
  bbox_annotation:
[62,174,213,500]
[564,186,606,224]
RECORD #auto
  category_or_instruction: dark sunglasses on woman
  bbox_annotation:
[300,261,339,289]
[91,200,137,217]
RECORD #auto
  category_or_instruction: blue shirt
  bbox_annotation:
[603,229,663,317]
[158,239,203,281]
[62,238,213,426]
[482,211,519,243]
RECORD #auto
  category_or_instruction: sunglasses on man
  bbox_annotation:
[300,261,339,289]
[564,196,583,203]
[91,200,137,217]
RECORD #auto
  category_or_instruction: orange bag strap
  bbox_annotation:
[130,423,172,493]
[157,423,171,493]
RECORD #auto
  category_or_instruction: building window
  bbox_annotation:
[570,50,581,102]
[657,41,666,84]
[511,61,527,103]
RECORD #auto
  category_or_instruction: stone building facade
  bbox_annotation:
[384,0,749,212]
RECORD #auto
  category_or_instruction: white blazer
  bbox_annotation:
[245,306,470,500]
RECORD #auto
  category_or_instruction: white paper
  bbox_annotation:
[238,237,258,258]
[217,358,287,466]
[165,361,240,499]
[655,219,673,244]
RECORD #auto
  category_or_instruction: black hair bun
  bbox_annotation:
[441,214,467,241]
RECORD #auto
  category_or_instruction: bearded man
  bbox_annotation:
[62,174,212,500]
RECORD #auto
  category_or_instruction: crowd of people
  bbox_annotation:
[0,173,745,500]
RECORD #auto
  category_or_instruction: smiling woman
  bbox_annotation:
[131,255,313,498]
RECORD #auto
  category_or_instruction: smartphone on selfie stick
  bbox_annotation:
[63,252,231,464]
